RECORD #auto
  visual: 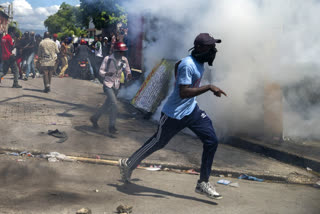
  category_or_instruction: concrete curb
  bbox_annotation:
[1,147,318,186]
[224,137,320,174]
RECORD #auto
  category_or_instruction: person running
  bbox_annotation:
[38,32,59,93]
[0,28,22,88]
[118,33,227,200]
[90,42,132,134]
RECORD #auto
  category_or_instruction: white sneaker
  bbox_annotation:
[195,181,223,200]
[118,158,132,183]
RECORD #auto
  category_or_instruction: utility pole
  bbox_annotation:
[8,2,13,24]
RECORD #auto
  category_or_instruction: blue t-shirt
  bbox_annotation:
[162,55,204,119]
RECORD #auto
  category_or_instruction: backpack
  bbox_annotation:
[105,57,126,83]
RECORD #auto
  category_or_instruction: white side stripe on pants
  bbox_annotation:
[128,114,168,168]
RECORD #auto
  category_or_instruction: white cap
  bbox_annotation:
[104,37,108,40]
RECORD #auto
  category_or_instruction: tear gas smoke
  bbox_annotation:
[121,0,320,140]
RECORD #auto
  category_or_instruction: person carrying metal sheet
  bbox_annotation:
[118,33,227,200]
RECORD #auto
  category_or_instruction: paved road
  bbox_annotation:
[0,75,317,184]
[0,154,319,214]
[0,75,319,213]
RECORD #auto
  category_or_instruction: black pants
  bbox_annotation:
[127,105,219,182]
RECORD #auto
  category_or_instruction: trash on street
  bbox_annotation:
[116,204,133,214]
[185,169,200,175]
[48,129,68,143]
[76,208,92,214]
[238,174,264,182]
[145,165,161,171]
[229,182,240,188]
[45,152,74,162]
[217,179,231,185]
[48,157,59,162]
[306,167,312,171]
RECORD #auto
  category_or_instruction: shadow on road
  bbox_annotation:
[108,183,218,206]
[74,125,117,138]
[23,88,45,93]
[0,94,95,112]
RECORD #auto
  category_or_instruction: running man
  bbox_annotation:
[119,33,227,200]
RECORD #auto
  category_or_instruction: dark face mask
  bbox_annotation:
[192,46,217,66]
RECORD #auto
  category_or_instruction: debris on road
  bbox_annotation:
[45,152,74,162]
[217,179,240,188]
[229,182,240,188]
[238,174,264,182]
[76,207,92,214]
[306,167,312,171]
[16,159,25,162]
[94,189,99,192]
[145,165,161,171]
[314,181,320,188]
[116,204,133,214]
[48,157,58,162]
[217,179,231,185]
[48,129,68,143]
[19,151,34,157]
[185,169,200,175]
[287,172,318,184]
[8,151,34,157]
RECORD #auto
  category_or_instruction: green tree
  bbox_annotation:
[79,0,128,30]
[44,3,86,39]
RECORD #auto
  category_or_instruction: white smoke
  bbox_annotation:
[122,0,320,140]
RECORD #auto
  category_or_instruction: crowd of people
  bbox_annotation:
[0,27,133,133]
[1,28,227,201]
[0,27,130,88]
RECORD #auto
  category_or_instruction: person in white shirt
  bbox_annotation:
[90,42,132,135]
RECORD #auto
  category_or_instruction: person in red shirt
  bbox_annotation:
[0,28,22,88]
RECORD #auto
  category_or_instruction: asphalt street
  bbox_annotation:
[0,75,319,214]
[0,154,319,214]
